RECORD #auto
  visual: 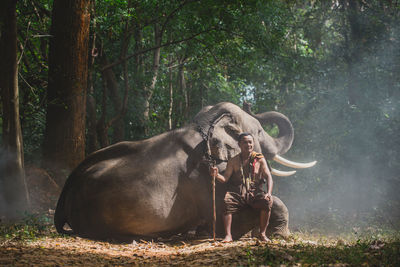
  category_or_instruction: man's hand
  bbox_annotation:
[265,192,272,202]
[210,166,218,177]
[210,166,228,183]
[211,159,233,184]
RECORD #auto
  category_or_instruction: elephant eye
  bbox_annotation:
[225,144,234,158]
[224,125,240,140]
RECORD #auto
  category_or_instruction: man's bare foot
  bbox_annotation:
[259,234,271,242]
[222,235,233,243]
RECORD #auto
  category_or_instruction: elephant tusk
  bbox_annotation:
[271,168,296,176]
[273,155,317,169]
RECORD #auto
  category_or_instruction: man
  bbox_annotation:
[210,133,273,242]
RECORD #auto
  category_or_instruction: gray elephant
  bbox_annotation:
[54,102,316,241]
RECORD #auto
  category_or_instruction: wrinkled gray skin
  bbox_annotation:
[55,102,292,241]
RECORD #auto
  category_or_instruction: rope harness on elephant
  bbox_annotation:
[196,112,232,168]
[196,113,232,241]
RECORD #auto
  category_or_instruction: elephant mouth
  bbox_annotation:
[270,155,317,176]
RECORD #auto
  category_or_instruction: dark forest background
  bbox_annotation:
[1,0,399,232]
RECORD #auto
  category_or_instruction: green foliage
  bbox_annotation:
[84,0,294,141]
[0,213,55,241]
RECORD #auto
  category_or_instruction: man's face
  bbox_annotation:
[239,135,254,154]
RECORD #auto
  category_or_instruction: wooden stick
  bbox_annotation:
[212,165,216,241]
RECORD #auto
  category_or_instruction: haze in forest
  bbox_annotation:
[1,0,399,234]
[277,22,400,232]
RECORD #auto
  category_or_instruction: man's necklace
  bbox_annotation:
[240,153,251,190]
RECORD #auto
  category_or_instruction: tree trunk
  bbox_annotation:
[0,0,30,219]
[178,60,188,123]
[96,75,109,148]
[132,26,148,138]
[86,0,99,154]
[168,60,174,130]
[101,56,125,144]
[86,94,99,153]
[142,24,162,136]
[343,0,362,106]
[42,0,90,186]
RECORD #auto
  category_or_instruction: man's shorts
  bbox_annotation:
[223,190,272,215]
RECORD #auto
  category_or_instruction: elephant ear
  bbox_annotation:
[209,115,242,161]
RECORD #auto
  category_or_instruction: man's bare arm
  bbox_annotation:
[260,158,273,197]
[210,159,234,183]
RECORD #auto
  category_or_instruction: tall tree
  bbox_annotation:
[0,0,30,218]
[42,0,90,185]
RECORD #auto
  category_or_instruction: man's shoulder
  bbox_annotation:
[229,154,240,161]
[227,154,240,164]
[251,151,265,160]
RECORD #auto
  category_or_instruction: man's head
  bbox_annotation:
[238,133,254,155]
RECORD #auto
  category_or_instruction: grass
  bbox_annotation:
[241,231,400,266]
[0,212,56,242]
[238,226,400,266]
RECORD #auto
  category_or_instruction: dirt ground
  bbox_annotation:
[1,236,282,266]
[2,230,400,266]
[3,230,399,267]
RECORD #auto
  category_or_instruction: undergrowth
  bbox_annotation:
[243,239,400,266]
[244,230,400,266]
[0,213,56,242]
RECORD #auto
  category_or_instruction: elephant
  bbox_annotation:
[54,102,316,241]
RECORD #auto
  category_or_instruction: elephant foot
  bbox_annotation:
[251,227,260,238]
[195,223,211,238]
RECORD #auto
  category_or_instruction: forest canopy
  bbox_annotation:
[1,0,399,231]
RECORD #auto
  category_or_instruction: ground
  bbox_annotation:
[1,217,399,266]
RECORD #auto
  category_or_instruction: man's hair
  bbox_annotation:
[238,132,253,143]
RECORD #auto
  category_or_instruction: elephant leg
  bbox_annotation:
[266,196,290,238]
[230,208,258,240]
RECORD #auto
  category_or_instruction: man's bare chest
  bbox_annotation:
[232,158,262,176]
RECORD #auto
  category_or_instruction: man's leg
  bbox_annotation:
[259,208,271,242]
[252,196,273,242]
[222,213,233,242]
[223,191,243,242]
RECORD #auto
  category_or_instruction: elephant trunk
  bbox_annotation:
[255,111,294,155]
[243,102,316,176]
[243,102,294,156]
